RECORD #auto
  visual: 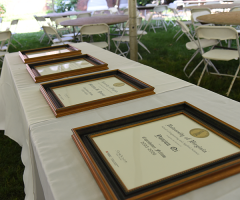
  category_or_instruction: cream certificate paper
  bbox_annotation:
[26,48,70,58]
[52,76,137,106]
[92,114,240,191]
[36,59,93,76]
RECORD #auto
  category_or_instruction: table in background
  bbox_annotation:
[197,10,240,24]
[1,43,240,200]
[186,3,240,11]
[60,15,129,39]
[60,14,128,26]
[41,11,92,18]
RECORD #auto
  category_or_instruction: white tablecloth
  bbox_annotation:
[0,42,193,200]
[30,85,240,200]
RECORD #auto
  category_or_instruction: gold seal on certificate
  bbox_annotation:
[190,128,209,138]
[113,82,125,87]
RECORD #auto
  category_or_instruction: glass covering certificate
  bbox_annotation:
[26,48,70,58]
[36,59,93,76]
[91,114,240,191]
[52,76,137,107]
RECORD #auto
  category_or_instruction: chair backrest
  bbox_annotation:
[153,5,168,13]
[139,12,154,40]
[191,8,211,30]
[191,8,211,23]
[11,19,19,26]
[10,19,19,34]
[196,26,238,40]
[80,23,109,35]
[108,7,119,14]
[55,17,71,26]
[42,25,62,43]
[196,26,240,60]
[77,13,91,18]
[168,3,178,9]
[176,20,197,43]
[230,6,240,12]
[0,30,12,51]
[80,23,110,49]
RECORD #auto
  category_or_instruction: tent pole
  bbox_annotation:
[128,0,138,61]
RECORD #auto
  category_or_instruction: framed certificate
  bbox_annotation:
[26,54,108,83]
[72,102,240,200]
[19,44,81,64]
[40,70,155,117]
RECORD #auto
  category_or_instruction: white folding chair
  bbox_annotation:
[196,26,240,96]
[191,8,212,32]
[0,30,12,65]
[9,19,22,48]
[230,6,240,12]
[176,20,219,78]
[55,17,72,37]
[229,6,240,42]
[80,23,110,50]
[34,15,49,43]
[49,17,59,28]
[171,7,193,42]
[150,5,168,32]
[42,25,73,46]
[112,13,153,60]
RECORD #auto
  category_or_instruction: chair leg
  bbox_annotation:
[114,41,127,57]
[176,32,184,42]
[173,29,181,39]
[39,33,46,43]
[183,49,201,77]
[9,40,17,49]
[12,36,22,47]
[162,21,167,32]
[138,52,143,60]
[208,60,220,74]
[138,40,150,54]
[188,59,204,78]
[226,65,240,96]
[197,61,208,86]
[150,23,156,33]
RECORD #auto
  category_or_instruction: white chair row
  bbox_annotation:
[42,23,110,50]
[113,13,153,60]
[177,20,240,96]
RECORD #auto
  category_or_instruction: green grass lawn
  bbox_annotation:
[1,20,240,199]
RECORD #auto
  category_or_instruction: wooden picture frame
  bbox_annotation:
[40,69,155,117]
[26,54,108,83]
[72,102,240,200]
[19,44,81,64]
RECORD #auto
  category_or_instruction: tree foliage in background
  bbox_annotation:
[55,0,78,12]
[0,4,6,17]
[137,0,153,6]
